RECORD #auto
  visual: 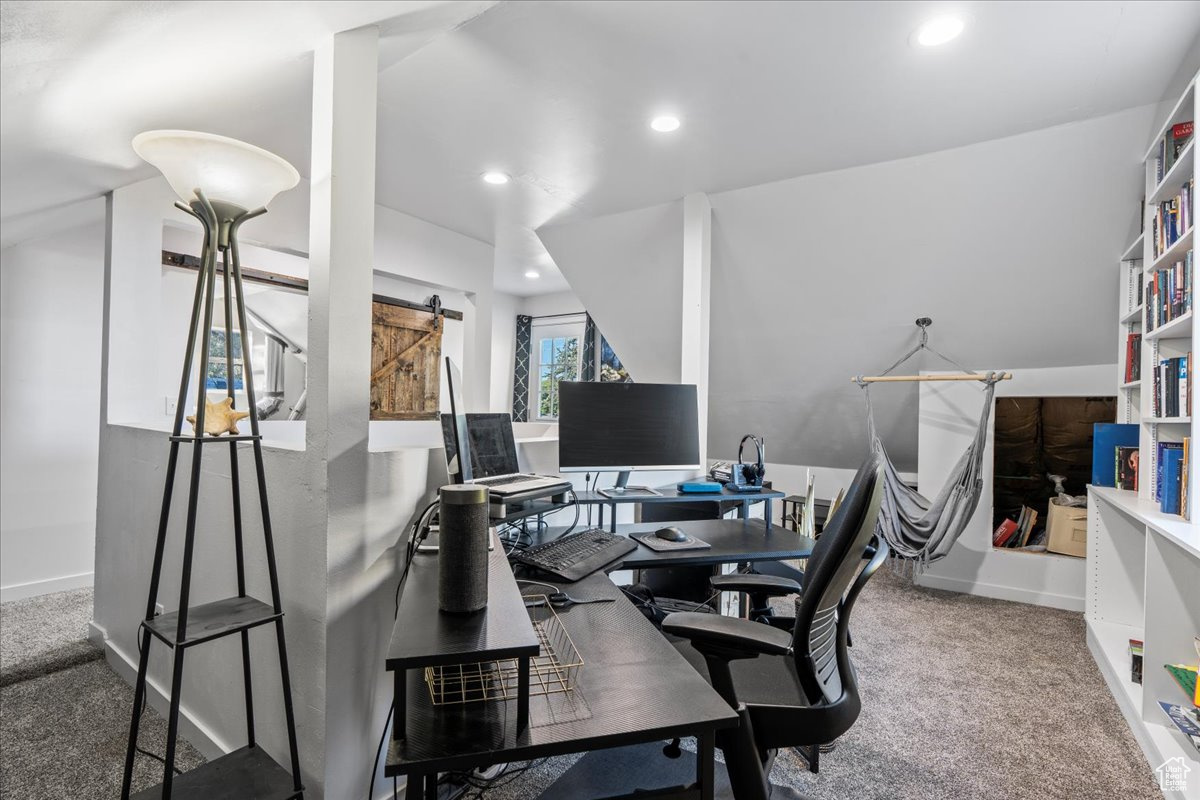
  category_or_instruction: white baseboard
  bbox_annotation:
[1,571,93,602]
[101,634,232,761]
[914,571,1084,612]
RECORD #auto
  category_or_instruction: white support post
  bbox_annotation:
[306,25,379,798]
[682,192,712,465]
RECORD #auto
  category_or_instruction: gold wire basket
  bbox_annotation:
[424,597,584,706]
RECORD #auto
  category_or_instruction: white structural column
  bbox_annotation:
[307,26,379,799]
[681,192,712,464]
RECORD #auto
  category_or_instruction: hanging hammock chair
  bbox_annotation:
[853,319,1010,565]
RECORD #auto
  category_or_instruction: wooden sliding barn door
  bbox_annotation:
[370,303,443,420]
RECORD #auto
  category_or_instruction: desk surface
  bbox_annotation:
[387,536,539,670]
[575,484,784,505]
[386,572,738,776]
[527,518,815,572]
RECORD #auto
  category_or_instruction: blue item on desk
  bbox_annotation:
[678,481,723,494]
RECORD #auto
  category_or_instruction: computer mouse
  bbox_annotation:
[654,526,688,543]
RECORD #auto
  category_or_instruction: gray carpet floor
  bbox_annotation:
[1,588,204,800]
[1,587,103,687]
[0,574,1159,799]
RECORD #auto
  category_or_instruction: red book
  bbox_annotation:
[993,519,1018,547]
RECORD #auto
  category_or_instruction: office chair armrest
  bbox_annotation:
[662,612,793,657]
[709,573,801,597]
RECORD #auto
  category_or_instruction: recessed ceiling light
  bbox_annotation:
[482,171,510,185]
[525,270,540,279]
[650,115,681,133]
[915,15,964,46]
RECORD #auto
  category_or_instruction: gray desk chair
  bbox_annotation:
[662,455,887,800]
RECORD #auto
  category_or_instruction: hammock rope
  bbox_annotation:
[855,322,1004,566]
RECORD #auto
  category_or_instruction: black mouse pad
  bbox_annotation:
[633,532,712,553]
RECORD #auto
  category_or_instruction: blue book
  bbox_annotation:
[1157,441,1184,501]
[1092,424,1139,487]
[1161,447,1184,515]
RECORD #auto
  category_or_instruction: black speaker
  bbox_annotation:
[438,484,490,614]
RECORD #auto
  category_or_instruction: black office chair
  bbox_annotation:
[662,454,887,800]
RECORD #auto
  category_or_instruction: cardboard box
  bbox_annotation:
[1046,502,1088,557]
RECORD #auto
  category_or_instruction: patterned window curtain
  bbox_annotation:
[581,313,597,382]
[511,315,533,422]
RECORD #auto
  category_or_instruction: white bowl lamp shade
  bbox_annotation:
[132,130,300,212]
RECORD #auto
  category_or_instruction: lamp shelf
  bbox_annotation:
[169,434,262,444]
[129,745,300,800]
[144,596,281,649]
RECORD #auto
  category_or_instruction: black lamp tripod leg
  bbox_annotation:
[161,213,220,793]
[121,205,213,798]
[222,247,256,746]
[229,227,303,793]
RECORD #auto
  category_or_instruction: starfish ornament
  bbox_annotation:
[187,397,251,436]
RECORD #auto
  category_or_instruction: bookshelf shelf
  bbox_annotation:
[1146,416,1192,424]
[1088,487,1200,775]
[1144,310,1192,340]
[1148,138,1194,204]
[1121,233,1145,263]
[1119,305,1143,325]
[1147,224,1193,272]
[1086,618,1145,712]
[1120,380,1141,391]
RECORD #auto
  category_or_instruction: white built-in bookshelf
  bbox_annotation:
[1090,72,1198,793]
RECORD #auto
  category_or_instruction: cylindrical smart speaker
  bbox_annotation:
[437,484,490,613]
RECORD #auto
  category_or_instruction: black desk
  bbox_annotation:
[387,572,737,798]
[388,539,540,737]
[525,518,816,573]
[575,484,785,532]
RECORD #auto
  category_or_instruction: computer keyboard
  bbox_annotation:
[513,528,639,582]
[475,474,534,487]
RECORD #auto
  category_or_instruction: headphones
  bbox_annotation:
[735,434,765,488]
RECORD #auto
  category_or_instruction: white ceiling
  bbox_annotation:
[3,1,1199,296]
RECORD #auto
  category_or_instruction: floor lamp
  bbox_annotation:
[120,130,304,799]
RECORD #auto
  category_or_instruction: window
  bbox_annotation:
[206,328,245,391]
[530,319,584,420]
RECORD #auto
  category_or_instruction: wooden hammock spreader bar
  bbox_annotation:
[852,372,1013,384]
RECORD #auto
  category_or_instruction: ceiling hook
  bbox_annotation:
[915,317,932,347]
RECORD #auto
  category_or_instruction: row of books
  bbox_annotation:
[1123,333,1142,384]
[1152,353,1192,419]
[1150,178,1193,261]
[1152,120,1193,185]
[992,505,1041,548]
[1144,250,1193,331]
[1155,439,1190,517]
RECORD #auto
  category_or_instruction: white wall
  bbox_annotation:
[519,289,584,319]
[703,103,1158,472]
[538,200,684,384]
[490,290,519,412]
[0,217,105,600]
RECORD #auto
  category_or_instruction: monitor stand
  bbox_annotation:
[598,471,662,499]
